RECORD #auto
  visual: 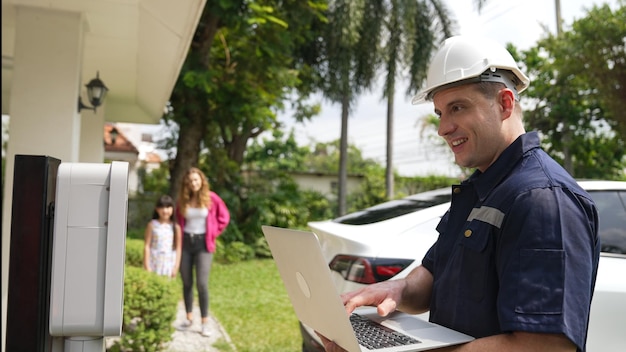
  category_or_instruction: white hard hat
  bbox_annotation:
[412,35,530,104]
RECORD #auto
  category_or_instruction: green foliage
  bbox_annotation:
[211,260,301,352]
[140,164,171,197]
[204,131,334,256]
[167,0,329,198]
[109,266,179,352]
[125,238,144,268]
[126,228,144,241]
[304,139,379,174]
[245,129,310,171]
[396,175,460,196]
[215,240,256,264]
[562,3,626,135]
[320,0,381,102]
[253,235,272,258]
[236,174,313,235]
[518,3,626,179]
[347,162,387,212]
[301,189,335,221]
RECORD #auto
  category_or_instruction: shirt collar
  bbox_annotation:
[464,131,541,201]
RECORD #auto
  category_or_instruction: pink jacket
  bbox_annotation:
[176,191,230,253]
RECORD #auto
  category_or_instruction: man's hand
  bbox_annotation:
[315,266,434,351]
[341,279,405,317]
[343,265,433,316]
[314,279,406,352]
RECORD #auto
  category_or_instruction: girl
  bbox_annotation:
[143,195,182,278]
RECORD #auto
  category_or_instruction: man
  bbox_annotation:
[320,36,599,352]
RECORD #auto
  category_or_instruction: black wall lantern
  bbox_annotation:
[78,71,109,113]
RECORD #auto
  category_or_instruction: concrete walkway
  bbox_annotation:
[166,301,235,352]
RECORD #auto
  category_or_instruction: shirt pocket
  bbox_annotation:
[515,248,564,314]
[459,221,492,302]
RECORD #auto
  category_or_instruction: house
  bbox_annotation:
[1,1,207,345]
[104,123,140,194]
[104,122,163,195]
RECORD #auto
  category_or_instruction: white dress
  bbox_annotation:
[149,219,177,276]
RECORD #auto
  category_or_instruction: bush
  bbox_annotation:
[109,266,179,352]
[126,227,145,241]
[125,238,144,268]
[215,240,255,264]
[254,235,272,258]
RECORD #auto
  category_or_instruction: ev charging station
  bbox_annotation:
[49,161,128,351]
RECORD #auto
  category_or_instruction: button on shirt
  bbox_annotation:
[422,132,599,351]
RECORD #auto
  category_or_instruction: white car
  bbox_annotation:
[300,180,626,351]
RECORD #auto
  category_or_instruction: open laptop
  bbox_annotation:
[261,225,474,352]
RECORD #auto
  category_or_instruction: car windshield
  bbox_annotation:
[333,188,451,225]
[587,190,626,255]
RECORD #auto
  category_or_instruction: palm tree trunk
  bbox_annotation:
[338,94,350,216]
[385,87,395,199]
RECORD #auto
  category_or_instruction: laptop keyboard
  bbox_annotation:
[350,313,421,350]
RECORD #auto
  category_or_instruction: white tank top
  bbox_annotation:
[184,207,208,234]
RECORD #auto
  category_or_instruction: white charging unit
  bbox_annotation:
[49,161,128,351]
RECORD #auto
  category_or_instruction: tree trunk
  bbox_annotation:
[338,94,350,216]
[168,11,220,200]
[169,112,205,201]
[385,86,395,200]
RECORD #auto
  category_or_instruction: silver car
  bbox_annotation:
[300,180,626,351]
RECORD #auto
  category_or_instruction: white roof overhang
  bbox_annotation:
[1,0,206,124]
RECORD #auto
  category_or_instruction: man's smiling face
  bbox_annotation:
[433,84,508,173]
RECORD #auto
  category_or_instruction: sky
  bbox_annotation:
[274,0,619,177]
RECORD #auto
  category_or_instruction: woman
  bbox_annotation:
[175,167,230,337]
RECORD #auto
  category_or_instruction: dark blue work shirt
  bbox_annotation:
[422,132,599,351]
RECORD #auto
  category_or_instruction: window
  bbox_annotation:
[333,188,451,225]
[588,191,626,255]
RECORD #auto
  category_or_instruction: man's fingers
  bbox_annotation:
[377,297,398,317]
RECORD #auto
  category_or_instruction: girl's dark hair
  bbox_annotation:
[152,194,175,220]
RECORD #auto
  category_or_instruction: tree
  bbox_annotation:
[517,4,626,179]
[166,1,244,200]
[379,0,455,199]
[167,1,327,200]
[317,1,384,215]
[238,130,336,245]
[563,3,626,135]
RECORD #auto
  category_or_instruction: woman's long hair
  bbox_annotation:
[177,167,211,215]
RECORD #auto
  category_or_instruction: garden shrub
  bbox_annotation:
[254,235,272,258]
[108,266,179,352]
[125,238,144,268]
[126,228,144,241]
[215,240,255,263]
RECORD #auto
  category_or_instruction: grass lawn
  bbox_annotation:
[211,259,302,352]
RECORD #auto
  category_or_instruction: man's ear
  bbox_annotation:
[498,88,516,119]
